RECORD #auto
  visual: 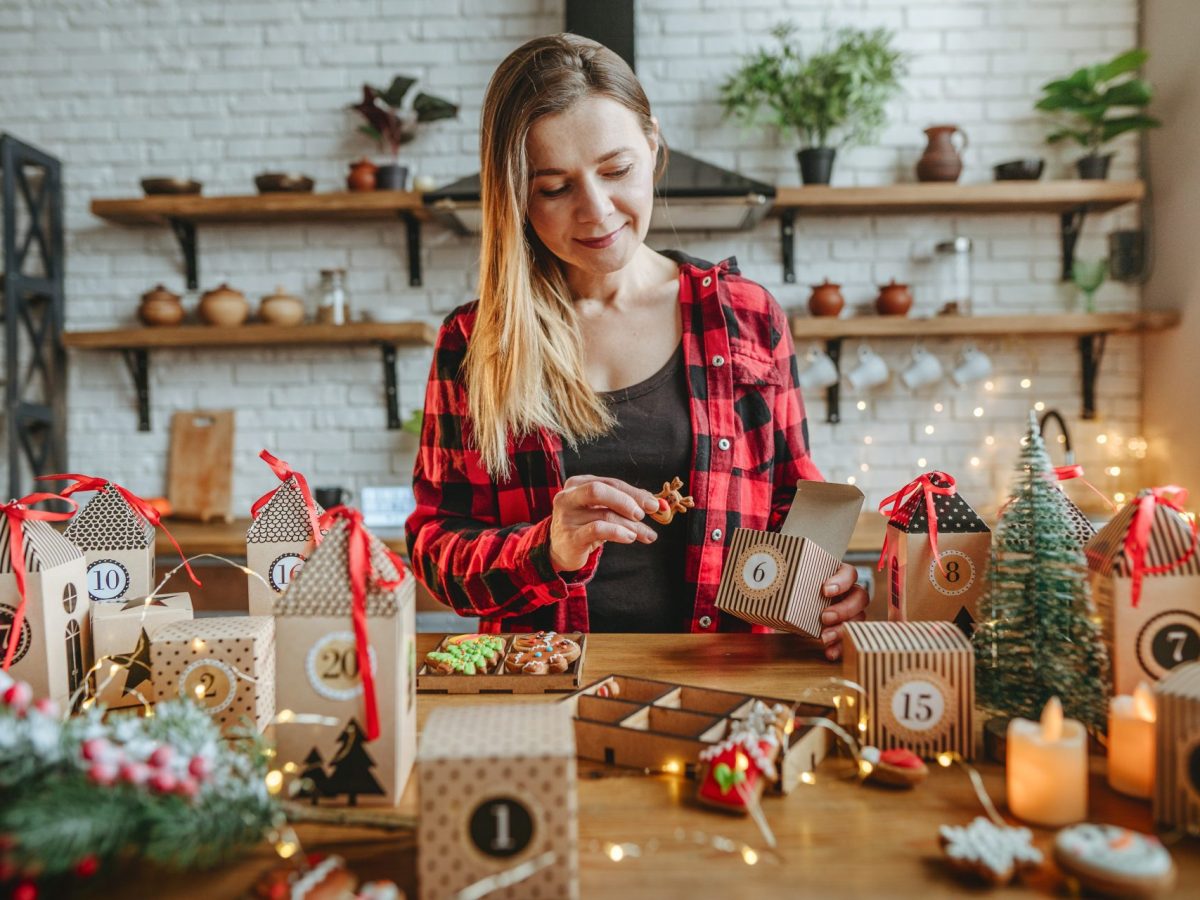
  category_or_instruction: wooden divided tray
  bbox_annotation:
[416,633,588,694]
[561,675,835,795]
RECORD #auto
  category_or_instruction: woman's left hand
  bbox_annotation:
[818,562,869,661]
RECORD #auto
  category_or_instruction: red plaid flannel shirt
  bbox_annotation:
[405,251,824,633]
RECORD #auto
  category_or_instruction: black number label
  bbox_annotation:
[944,561,960,583]
[198,672,218,698]
[469,797,534,859]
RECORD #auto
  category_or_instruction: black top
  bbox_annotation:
[561,343,693,632]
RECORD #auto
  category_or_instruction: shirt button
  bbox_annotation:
[717,437,731,451]
[711,354,725,368]
[699,615,713,629]
[702,276,712,287]
[711,528,722,541]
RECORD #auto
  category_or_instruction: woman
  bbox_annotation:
[405,34,868,658]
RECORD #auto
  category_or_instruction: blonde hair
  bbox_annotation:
[466,33,667,480]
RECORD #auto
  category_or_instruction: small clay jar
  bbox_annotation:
[875,279,914,316]
[807,279,845,317]
[198,282,249,326]
[138,284,184,326]
[346,158,377,192]
[258,285,306,326]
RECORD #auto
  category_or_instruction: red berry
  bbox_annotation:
[31,698,58,718]
[175,776,199,799]
[148,745,173,769]
[12,879,36,900]
[187,755,212,780]
[74,855,99,878]
[87,763,118,787]
[149,771,177,793]
[119,762,149,786]
[2,682,32,710]
[81,738,110,762]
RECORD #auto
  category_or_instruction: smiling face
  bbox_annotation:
[525,95,659,279]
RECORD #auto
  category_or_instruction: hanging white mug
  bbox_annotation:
[799,345,840,391]
[951,344,993,386]
[844,344,889,391]
[900,345,944,390]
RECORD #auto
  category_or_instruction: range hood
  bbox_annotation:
[424,0,775,233]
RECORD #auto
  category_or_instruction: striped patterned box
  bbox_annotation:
[843,620,975,760]
[716,481,864,636]
[1086,492,1200,695]
[1154,662,1200,835]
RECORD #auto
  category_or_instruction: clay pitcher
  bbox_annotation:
[916,125,968,183]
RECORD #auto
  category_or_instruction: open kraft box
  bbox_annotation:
[561,675,834,794]
[416,632,588,694]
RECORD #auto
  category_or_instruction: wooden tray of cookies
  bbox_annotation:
[416,632,588,695]
[560,674,834,795]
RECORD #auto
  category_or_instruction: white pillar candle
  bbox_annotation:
[1006,697,1088,826]
[1107,681,1156,799]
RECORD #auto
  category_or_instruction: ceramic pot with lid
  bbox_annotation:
[807,279,845,317]
[258,285,306,326]
[346,158,377,192]
[875,279,914,316]
[198,282,250,327]
[138,284,184,326]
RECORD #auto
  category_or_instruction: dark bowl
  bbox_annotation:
[141,177,202,195]
[254,172,315,193]
[993,158,1044,181]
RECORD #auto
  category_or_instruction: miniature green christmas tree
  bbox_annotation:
[972,411,1111,731]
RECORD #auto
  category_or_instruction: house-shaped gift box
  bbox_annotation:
[246,452,325,616]
[63,482,155,605]
[1154,661,1200,834]
[273,509,416,807]
[1087,488,1200,695]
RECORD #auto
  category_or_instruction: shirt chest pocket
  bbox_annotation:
[730,350,782,478]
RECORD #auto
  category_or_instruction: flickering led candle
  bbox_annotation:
[1107,681,1156,799]
[1006,697,1088,826]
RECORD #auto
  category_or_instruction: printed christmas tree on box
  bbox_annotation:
[246,451,325,616]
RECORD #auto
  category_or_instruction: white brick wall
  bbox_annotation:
[1,0,1146,514]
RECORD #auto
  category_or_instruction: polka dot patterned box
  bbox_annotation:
[91,591,192,710]
[63,483,155,606]
[150,615,276,734]
[1154,661,1200,835]
[1087,491,1200,696]
[843,620,975,760]
[418,703,578,900]
[0,515,90,711]
[716,481,865,637]
[246,475,324,617]
[879,473,991,639]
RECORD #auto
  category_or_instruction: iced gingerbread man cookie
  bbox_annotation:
[1053,824,1176,898]
[504,631,581,674]
[939,816,1043,885]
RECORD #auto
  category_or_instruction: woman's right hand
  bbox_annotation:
[549,475,661,572]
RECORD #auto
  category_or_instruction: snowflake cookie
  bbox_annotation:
[939,816,1043,885]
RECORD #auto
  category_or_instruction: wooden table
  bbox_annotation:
[124,634,1195,899]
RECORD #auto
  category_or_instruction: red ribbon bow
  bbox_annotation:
[39,474,201,587]
[877,472,958,576]
[1053,465,1117,511]
[317,505,407,742]
[2,493,78,670]
[1122,486,1198,608]
[251,450,323,547]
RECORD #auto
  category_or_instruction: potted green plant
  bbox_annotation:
[350,76,459,190]
[1035,49,1159,180]
[720,24,906,185]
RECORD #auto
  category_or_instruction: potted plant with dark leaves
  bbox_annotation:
[350,75,459,190]
[720,24,905,185]
[1035,49,1159,180]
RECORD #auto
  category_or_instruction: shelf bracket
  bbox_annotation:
[1060,205,1092,282]
[168,218,198,290]
[381,342,401,429]
[1078,332,1106,420]
[780,209,796,284]
[824,337,843,425]
[403,212,422,287]
[121,348,151,432]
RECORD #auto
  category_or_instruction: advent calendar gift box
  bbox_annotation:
[715,480,865,636]
[878,471,991,638]
[246,450,325,616]
[843,620,975,760]
[1087,488,1200,695]
[418,703,579,900]
[1154,661,1200,834]
[150,615,276,734]
[91,592,192,709]
[273,507,416,808]
[0,496,90,710]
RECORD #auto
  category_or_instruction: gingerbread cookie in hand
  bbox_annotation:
[651,477,695,525]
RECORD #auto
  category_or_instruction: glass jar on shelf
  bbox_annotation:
[316,268,350,325]
[933,237,973,315]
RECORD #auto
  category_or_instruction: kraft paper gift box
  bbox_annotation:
[273,511,416,808]
[150,615,276,734]
[63,482,155,605]
[0,505,90,710]
[246,452,325,617]
[418,703,579,900]
[91,592,192,709]
[1087,489,1200,696]
[843,620,976,760]
[715,480,865,636]
[1154,661,1200,834]
[878,472,991,638]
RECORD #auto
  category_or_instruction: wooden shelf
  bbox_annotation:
[771,180,1144,215]
[791,311,1178,341]
[90,190,428,225]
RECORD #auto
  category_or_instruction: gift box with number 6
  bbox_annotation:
[715,480,865,636]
